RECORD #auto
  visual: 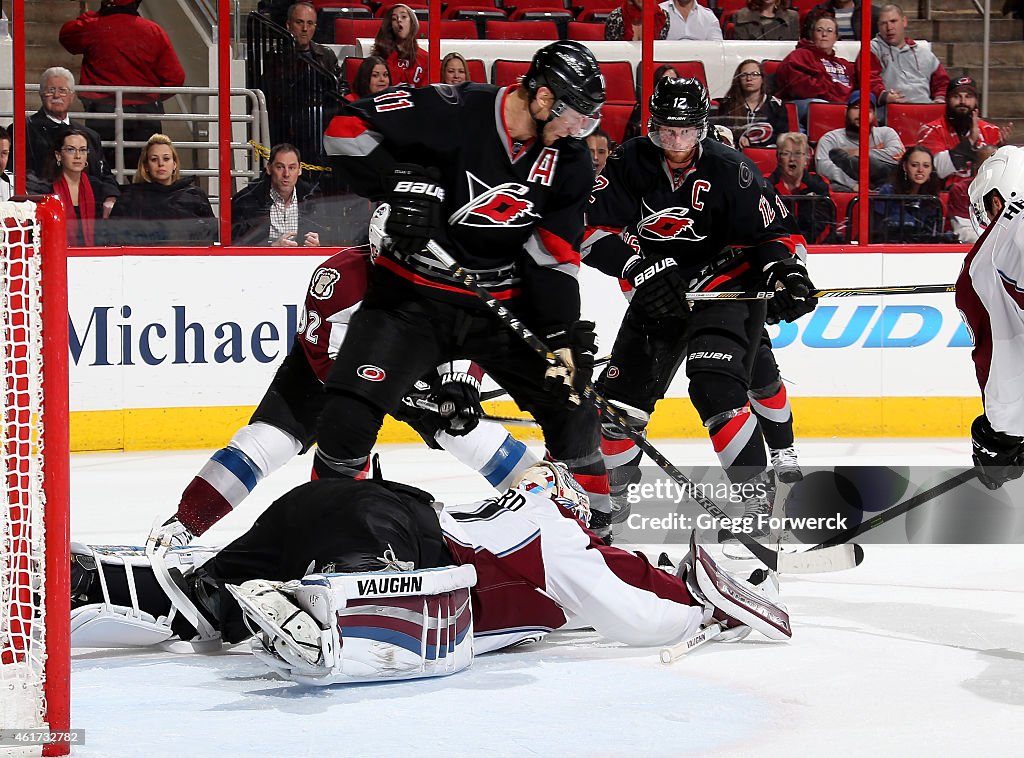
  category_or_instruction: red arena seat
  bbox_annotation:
[335,18,384,46]
[485,19,560,38]
[600,61,636,104]
[599,103,634,145]
[491,59,531,86]
[887,102,945,146]
[567,20,605,40]
[743,147,778,177]
[638,61,708,91]
[807,101,847,144]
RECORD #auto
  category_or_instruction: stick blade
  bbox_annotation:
[777,543,864,574]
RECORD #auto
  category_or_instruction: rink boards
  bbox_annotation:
[66,246,980,451]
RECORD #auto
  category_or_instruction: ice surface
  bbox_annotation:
[66,440,1024,757]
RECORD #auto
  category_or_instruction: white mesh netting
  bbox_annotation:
[0,200,49,734]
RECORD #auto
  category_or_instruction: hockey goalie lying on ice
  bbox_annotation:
[69,462,790,686]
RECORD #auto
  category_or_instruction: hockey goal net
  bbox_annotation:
[0,198,70,757]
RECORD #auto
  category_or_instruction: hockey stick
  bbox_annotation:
[810,467,982,550]
[406,396,540,427]
[659,622,723,664]
[684,283,956,301]
[425,240,858,574]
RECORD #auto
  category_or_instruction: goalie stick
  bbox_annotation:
[660,622,723,664]
[425,240,860,575]
[685,283,956,301]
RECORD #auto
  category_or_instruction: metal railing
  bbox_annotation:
[2,84,271,190]
[246,11,346,167]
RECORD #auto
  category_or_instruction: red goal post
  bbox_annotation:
[0,197,70,756]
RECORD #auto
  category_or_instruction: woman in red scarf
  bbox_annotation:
[30,127,104,246]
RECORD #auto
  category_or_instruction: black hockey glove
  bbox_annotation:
[949,137,977,172]
[385,164,446,254]
[971,414,1024,490]
[434,371,484,437]
[543,321,598,407]
[622,255,689,321]
[763,258,816,324]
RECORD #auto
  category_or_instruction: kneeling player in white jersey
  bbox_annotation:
[71,463,790,686]
[148,215,538,552]
[955,145,1024,489]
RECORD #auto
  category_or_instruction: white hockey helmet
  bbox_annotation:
[514,461,591,527]
[368,202,392,261]
[968,145,1024,235]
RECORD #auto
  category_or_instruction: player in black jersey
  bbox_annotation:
[584,77,817,547]
[318,41,615,533]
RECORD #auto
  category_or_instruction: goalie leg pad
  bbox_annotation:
[233,564,477,686]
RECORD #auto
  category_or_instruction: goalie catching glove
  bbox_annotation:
[622,254,689,321]
[971,414,1024,490]
[763,257,816,324]
[542,321,598,407]
[385,164,446,254]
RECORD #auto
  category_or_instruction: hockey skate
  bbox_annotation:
[769,446,803,484]
[721,471,776,560]
[679,531,791,642]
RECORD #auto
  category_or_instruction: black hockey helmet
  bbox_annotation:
[647,77,710,142]
[523,40,607,119]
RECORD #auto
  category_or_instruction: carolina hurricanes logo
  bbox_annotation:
[449,172,540,228]
[637,201,707,242]
[741,122,773,145]
[356,365,386,382]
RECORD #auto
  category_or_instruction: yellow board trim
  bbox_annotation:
[70,397,984,452]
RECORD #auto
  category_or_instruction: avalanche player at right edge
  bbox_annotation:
[320,41,614,530]
[584,78,817,548]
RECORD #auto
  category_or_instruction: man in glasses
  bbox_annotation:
[319,41,616,536]
[11,66,120,216]
[584,77,816,555]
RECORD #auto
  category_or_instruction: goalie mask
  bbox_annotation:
[230,562,478,686]
[368,202,392,261]
[514,461,592,527]
[968,145,1024,235]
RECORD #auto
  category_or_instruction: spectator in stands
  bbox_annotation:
[286,2,346,88]
[918,76,1011,188]
[623,64,678,141]
[349,56,392,100]
[948,144,998,243]
[871,145,948,242]
[731,0,800,41]
[372,4,428,87]
[770,131,836,243]
[231,144,324,247]
[586,129,612,175]
[60,0,186,172]
[27,128,108,246]
[659,0,722,41]
[869,4,949,111]
[442,53,471,85]
[13,67,120,216]
[811,0,879,40]
[0,126,14,202]
[605,0,668,41]
[715,60,789,148]
[815,91,904,192]
[775,11,855,127]
[106,134,216,245]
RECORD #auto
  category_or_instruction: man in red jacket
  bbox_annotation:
[60,0,186,174]
[917,76,1010,189]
